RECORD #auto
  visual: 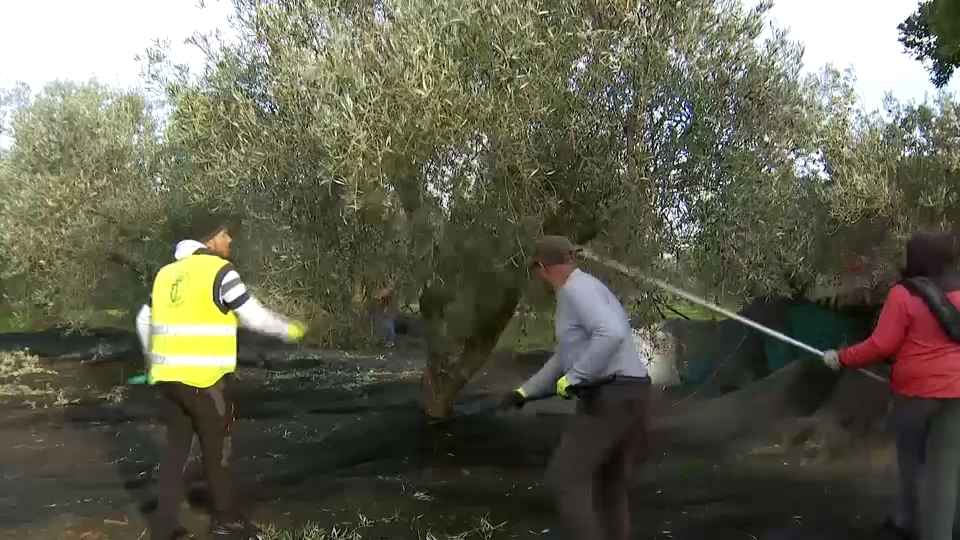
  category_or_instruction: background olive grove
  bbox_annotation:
[1,0,959,415]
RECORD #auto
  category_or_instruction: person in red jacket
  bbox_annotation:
[822,232,960,540]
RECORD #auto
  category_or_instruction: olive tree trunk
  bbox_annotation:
[418,273,522,418]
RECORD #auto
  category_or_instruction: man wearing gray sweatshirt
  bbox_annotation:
[499,235,651,540]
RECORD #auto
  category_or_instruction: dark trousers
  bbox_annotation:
[889,395,960,540]
[545,379,650,540]
[889,395,939,537]
[152,377,238,540]
[919,399,960,540]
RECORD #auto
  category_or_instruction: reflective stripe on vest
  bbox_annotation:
[151,354,237,367]
[152,324,237,337]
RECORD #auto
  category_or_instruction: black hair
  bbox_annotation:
[901,233,958,279]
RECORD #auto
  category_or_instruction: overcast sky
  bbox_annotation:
[1,0,957,111]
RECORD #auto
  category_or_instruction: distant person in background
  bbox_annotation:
[822,232,960,540]
[373,288,398,347]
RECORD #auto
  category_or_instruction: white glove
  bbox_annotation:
[822,350,842,370]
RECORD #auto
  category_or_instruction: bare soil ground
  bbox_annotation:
[0,330,916,540]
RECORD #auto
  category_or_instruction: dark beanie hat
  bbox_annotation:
[193,213,230,242]
[172,210,231,243]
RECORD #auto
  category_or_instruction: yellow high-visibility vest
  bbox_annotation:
[149,252,239,388]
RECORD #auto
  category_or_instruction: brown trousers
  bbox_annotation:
[545,379,651,540]
[152,377,239,540]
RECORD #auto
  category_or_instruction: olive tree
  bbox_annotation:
[146,0,838,416]
[681,66,864,298]
[687,60,960,304]
[0,81,167,325]
[829,91,960,264]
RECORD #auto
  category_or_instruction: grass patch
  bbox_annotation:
[0,350,82,406]
[235,354,420,393]
[0,350,55,379]
[0,310,26,332]
[259,363,421,389]
[0,350,58,397]
[98,385,127,404]
[495,310,554,353]
[260,512,506,540]
[0,308,129,332]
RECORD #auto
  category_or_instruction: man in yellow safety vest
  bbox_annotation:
[143,213,306,540]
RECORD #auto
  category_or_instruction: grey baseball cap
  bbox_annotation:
[532,235,576,266]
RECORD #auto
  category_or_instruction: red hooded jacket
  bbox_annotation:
[839,283,960,398]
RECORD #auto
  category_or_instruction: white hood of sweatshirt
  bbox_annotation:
[173,239,206,260]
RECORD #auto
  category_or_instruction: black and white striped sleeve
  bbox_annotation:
[216,266,252,312]
[213,265,293,340]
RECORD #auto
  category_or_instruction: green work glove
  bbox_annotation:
[127,373,151,385]
[287,321,307,342]
[556,375,573,399]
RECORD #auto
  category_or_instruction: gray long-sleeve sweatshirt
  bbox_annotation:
[520,268,648,398]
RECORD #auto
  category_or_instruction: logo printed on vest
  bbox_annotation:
[168,272,191,307]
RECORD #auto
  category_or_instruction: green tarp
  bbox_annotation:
[764,302,859,372]
[665,300,862,393]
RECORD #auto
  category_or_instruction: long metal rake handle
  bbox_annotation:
[579,249,888,384]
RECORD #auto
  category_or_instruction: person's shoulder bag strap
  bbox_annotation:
[899,277,960,342]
